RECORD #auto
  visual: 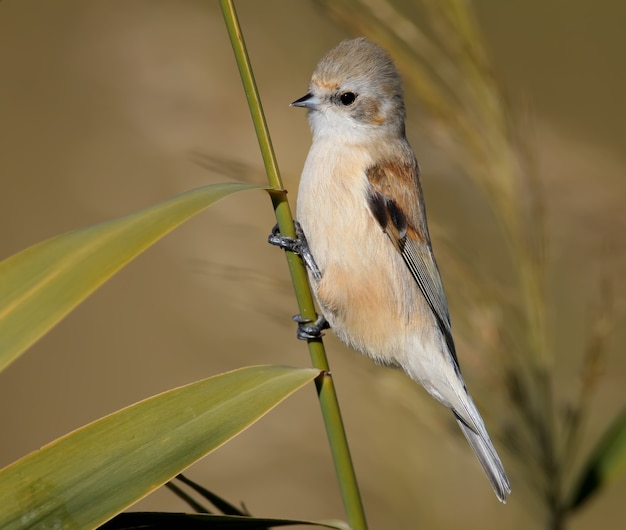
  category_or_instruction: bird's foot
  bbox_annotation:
[268,222,322,281]
[292,314,330,340]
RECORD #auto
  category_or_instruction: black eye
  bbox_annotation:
[339,92,357,106]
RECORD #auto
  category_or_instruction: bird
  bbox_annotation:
[271,37,510,502]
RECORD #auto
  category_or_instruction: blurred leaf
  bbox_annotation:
[569,409,626,509]
[100,512,350,529]
[165,481,213,515]
[164,480,213,513]
[0,365,320,530]
[0,182,261,373]
[170,474,246,515]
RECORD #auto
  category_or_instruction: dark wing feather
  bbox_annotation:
[366,161,458,365]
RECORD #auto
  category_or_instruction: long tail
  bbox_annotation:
[454,401,511,503]
[401,339,510,500]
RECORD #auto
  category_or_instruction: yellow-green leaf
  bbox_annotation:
[0,182,261,372]
[570,409,626,509]
[0,365,320,530]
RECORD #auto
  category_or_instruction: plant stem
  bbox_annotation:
[218,2,368,528]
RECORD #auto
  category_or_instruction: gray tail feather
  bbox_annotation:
[455,414,511,503]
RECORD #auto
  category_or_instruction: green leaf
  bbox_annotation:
[0,182,261,372]
[100,512,350,529]
[569,409,626,509]
[0,365,321,530]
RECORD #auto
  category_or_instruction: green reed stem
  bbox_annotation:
[218,2,368,528]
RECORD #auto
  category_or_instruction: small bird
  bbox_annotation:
[272,37,510,502]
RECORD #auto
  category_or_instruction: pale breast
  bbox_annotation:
[296,141,427,362]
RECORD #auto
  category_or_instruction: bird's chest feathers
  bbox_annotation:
[295,142,415,355]
[296,143,384,272]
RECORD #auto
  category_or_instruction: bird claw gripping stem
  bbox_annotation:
[292,313,330,340]
[268,221,322,281]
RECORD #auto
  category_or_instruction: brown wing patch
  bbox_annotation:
[366,159,457,364]
[366,160,428,246]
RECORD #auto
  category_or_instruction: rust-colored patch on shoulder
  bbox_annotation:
[366,160,428,245]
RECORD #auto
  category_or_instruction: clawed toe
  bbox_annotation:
[292,314,330,340]
[267,222,322,281]
[268,224,297,252]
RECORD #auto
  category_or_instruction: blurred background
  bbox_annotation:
[0,1,624,528]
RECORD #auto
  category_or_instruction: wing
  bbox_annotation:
[366,160,458,365]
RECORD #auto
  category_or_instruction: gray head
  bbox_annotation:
[292,37,406,141]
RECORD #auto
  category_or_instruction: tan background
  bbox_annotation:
[0,1,624,528]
